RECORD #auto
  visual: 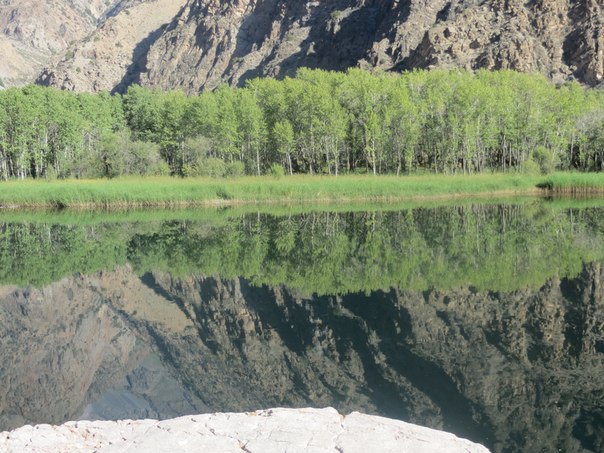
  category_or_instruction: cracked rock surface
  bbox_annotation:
[0,407,490,453]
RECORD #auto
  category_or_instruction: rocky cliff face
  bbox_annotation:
[0,0,122,87]
[36,0,604,93]
[36,0,188,92]
[1,263,602,452]
[143,263,604,453]
[404,0,604,86]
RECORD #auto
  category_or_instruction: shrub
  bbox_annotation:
[182,136,212,167]
[149,161,171,176]
[124,140,164,176]
[196,158,227,178]
[226,161,246,177]
[520,158,541,175]
[531,146,560,175]
[268,163,285,178]
[352,167,369,175]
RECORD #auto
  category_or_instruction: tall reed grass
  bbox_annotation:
[0,173,602,209]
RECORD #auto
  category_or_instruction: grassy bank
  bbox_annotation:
[0,173,602,209]
[537,172,604,193]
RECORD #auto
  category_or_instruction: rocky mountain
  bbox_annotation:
[34,0,604,94]
[0,0,123,87]
[0,265,207,430]
[1,262,602,452]
[37,0,188,92]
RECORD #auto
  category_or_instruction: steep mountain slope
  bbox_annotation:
[404,0,604,86]
[0,0,120,87]
[37,0,188,92]
[38,0,604,93]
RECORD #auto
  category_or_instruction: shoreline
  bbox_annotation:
[0,173,602,210]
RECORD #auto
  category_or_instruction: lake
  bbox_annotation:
[0,199,603,452]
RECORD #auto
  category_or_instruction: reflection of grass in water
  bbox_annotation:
[2,202,602,294]
[2,195,604,226]
[0,174,585,208]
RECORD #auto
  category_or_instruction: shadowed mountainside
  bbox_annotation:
[36,0,604,93]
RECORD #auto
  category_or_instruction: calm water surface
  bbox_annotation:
[0,200,603,452]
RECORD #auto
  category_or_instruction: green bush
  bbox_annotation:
[531,146,560,175]
[149,161,171,176]
[90,132,126,178]
[352,167,369,175]
[124,140,164,176]
[268,163,285,178]
[226,161,246,177]
[520,157,541,175]
[196,158,227,178]
[180,136,213,175]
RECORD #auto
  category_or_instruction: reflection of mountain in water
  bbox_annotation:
[1,262,603,453]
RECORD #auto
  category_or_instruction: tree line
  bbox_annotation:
[1,69,603,180]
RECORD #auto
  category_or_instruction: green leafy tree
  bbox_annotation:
[236,88,267,175]
[273,119,295,175]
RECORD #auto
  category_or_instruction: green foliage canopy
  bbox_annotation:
[1,69,604,179]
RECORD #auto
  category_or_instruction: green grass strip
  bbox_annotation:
[0,172,603,209]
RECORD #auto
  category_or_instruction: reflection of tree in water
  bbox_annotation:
[0,204,603,291]
[126,204,604,294]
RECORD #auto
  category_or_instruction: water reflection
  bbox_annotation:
[0,201,603,453]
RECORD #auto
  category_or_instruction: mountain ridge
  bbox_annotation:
[1,1,603,92]
[40,0,604,93]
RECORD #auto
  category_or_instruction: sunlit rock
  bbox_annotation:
[0,408,490,453]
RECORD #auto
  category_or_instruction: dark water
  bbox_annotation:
[0,201,603,452]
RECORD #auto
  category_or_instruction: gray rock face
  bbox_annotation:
[142,265,604,453]
[0,0,122,87]
[37,0,604,93]
[36,0,188,92]
[0,407,490,453]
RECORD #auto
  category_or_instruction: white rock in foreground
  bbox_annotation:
[0,407,491,453]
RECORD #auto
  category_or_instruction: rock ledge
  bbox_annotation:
[0,407,489,452]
